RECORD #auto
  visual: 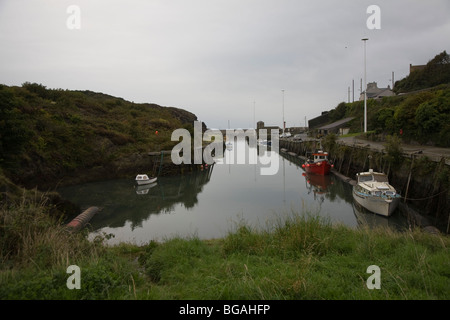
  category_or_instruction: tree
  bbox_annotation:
[394,51,450,93]
[22,82,49,99]
[415,102,441,143]
[321,133,337,155]
[383,134,403,168]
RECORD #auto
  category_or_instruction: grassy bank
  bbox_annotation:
[1,197,449,300]
[0,83,199,188]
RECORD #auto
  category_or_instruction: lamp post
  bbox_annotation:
[282,89,285,136]
[253,100,255,129]
[362,38,368,133]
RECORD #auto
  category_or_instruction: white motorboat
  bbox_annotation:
[352,169,400,217]
[135,174,157,185]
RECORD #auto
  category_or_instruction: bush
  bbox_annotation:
[383,134,403,168]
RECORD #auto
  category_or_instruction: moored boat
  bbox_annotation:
[135,174,157,185]
[302,151,333,175]
[352,169,400,217]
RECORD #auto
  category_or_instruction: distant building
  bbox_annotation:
[359,82,395,101]
[308,111,330,130]
[257,121,280,138]
[317,117,355,136]
[410,64,426,74]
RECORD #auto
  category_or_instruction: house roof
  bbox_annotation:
[318,117,355,130]
[362,82,394,99]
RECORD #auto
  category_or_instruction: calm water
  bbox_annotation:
[58,141,408,245]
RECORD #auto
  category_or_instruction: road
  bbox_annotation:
[337,136,450,165]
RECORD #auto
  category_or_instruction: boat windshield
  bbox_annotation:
[359,175,373,182]
[359,173,389,183]
[373,174,389,182]
[314,155,328,161]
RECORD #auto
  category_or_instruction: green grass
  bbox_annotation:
[1,200,449,300]
[0,83,197,186]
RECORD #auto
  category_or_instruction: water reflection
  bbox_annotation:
[303,172,333,203]
[59,165,215,232]
[281,151,408,231]
[58,140,410,244]
[352,202,408,231]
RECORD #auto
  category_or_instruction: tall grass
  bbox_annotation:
[1,203,448,300]
[0,192,101,270]
[0,193,145,299]
[138,211,449,300]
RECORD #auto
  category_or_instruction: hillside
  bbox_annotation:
[0,83,199,189]
[314,51,450,147]
[394,51,450,94]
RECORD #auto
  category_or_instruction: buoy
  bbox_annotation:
[66,206,101,232]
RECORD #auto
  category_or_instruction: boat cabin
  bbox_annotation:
[356,170,389,183]
[136,174,149,181]
[312,151,329,163]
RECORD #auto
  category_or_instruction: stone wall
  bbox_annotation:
[280,139,450,233]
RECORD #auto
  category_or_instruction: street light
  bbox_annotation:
[282,89,285,136]
[362,38,368,133]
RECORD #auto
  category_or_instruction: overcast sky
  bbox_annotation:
[1,0,449,130]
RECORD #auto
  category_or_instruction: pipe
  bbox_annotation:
[66,206,101,232]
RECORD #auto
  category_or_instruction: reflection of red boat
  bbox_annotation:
[302,172,333,194]
[302,151,333,175]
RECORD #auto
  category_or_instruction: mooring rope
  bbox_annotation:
[400,189,448,201]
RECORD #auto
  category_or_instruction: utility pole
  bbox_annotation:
[253,100,256,129]
[392,72,395,89]
[282,89,285,136]
[352,79,355,102]
[362,38,369,133]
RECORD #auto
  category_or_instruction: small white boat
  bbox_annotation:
[135,174,157,185]
[352,169,400,217]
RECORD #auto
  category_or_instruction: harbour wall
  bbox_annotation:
[280,139,450,233]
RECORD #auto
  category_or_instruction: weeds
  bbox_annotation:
[1,202,448,300]
[0,193,100,270]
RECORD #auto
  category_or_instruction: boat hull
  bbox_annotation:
[136,177,157,185]
[304,161,332,175]
[352,188,399,217]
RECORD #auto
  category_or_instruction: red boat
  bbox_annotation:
[302,151,333,175]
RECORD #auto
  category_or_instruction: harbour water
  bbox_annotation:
[58,140,409,245]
